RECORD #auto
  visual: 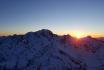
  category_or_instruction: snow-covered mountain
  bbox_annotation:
[0,29,104,70]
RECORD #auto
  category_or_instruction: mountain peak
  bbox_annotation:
[37,29,53,35]
[0,29,104,70]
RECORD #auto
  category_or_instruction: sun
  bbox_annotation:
[75,32,82,38]
[71,32,85,38]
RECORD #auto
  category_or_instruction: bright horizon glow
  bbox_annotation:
[70,32,104,38]
[71,32,86,38]
[1,31,104,38]
[57,31,104,38]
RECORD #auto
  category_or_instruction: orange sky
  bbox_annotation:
[0,31,104,38]
[57,31,104,38]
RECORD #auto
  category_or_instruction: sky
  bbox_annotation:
[0,0,104,37]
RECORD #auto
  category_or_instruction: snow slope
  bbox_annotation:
[0,29,104,70]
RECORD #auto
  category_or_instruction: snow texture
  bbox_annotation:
[0,29,104,70]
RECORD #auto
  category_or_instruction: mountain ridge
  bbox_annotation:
[0,29,104,70]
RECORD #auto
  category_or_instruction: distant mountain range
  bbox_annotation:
[0,29,104,70]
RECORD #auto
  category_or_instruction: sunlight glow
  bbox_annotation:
[75,32,83,38]
[71,32,87,38]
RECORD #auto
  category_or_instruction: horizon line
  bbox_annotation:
[0,30,104,38]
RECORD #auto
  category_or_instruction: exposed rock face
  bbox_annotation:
[0,29,104,70]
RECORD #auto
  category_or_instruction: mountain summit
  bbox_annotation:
[0,29,104,70]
